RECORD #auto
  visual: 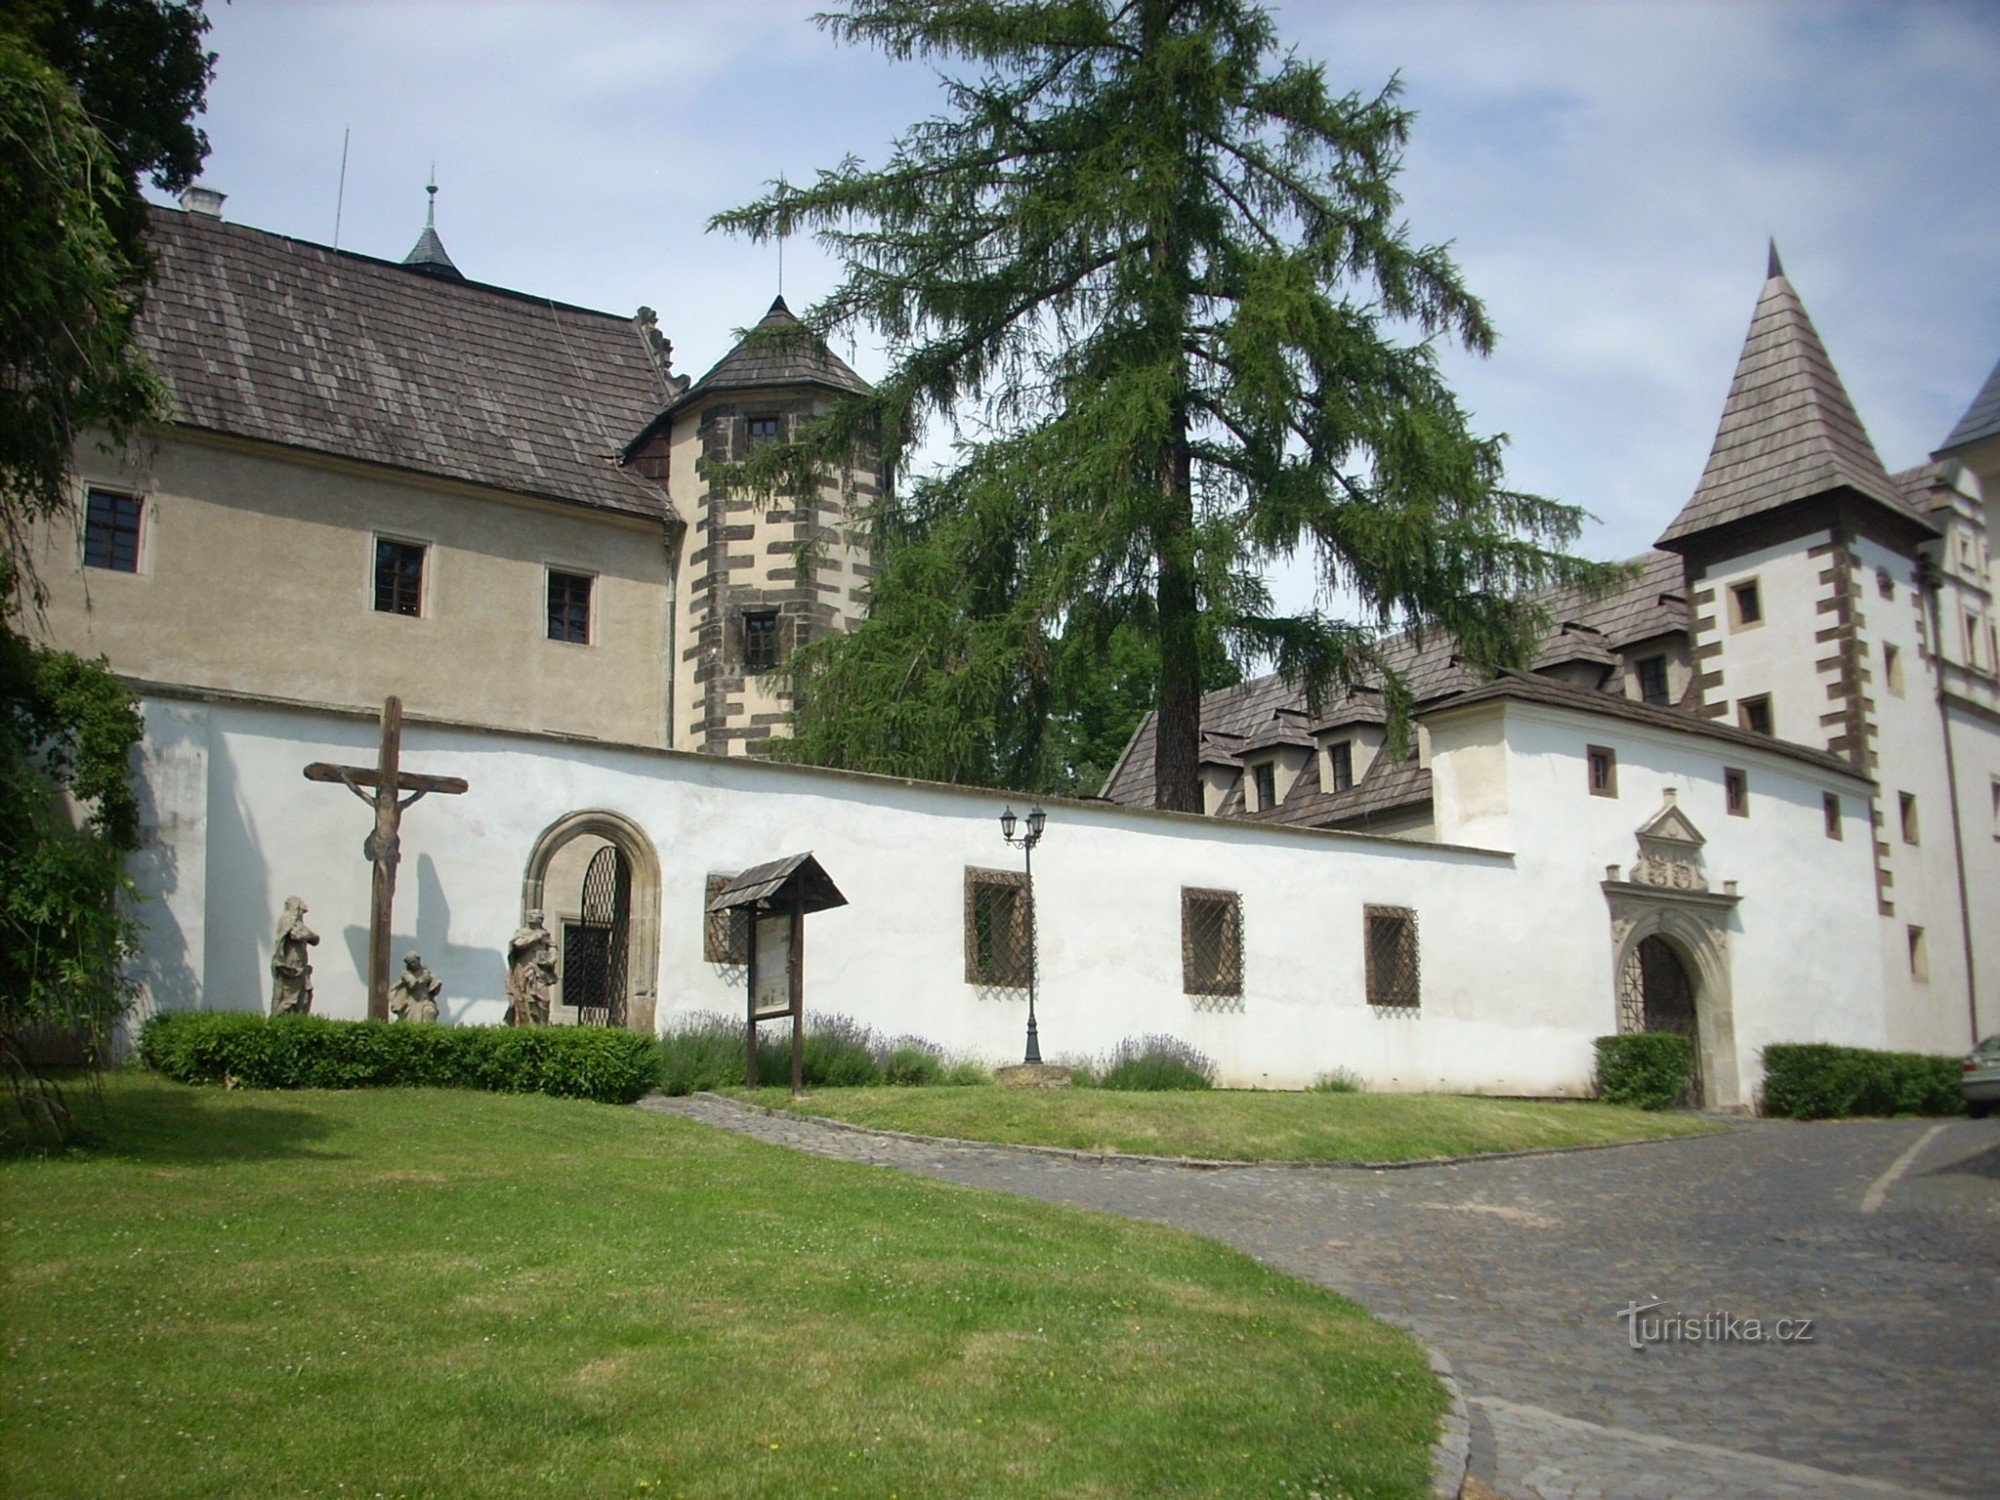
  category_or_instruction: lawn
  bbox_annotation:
[3,1073,1445,1498]
[737,1085,1723,1162]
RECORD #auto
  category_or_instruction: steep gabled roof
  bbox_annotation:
[1657,247,1933,548]
[1937,353,2000,456]
[138,206,674,521]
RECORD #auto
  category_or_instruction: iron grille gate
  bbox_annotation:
[568,844,630,1026]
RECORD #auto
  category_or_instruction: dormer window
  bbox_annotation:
[1252,761,1277,811]
[1328,740,1354,792]
[1635,655,1669,707]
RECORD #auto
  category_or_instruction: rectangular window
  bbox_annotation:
[1738,695,1773,736]
[964,868,1030,987]
[83,489,143,572]
[745,415,782,448]
[1725,768,1748,817]
[1823,792,1842,840]
[1328,740,1355,793]
[547,570,593,644]
[1899,791,1919,846]
[1181,888,1242,998]
[1991,779,2000,840]
[374,538,426,617]
[743,610,780,674]
[1907,925,1928,982]
[1587,745,1617,798]
[703,873,750,965]
[1730,579,1763,628]
[1364,905,1420,1009]
[1252,761,1277,811]
[1883,642,1903,697]
[1636,655,1670,707]
[1968,612,1985,670]
[1876,568,1894,600]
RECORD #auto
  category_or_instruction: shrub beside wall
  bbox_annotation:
[1593,1034,1694,1111]
[1761,1043,1964,1119]
[656,1012,992,1095]
[139,1013,658,1104]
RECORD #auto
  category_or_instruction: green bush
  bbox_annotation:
[800,1014,885,1087]
[1097,1035,1216,1092]
[658,1012,747,1096]
[1593,1034,1694,1111]
[1309,1068,1363,1094]
[884,1043,944,1087]
[1761,1043,1964,1119]
[139,1012,658,1104]
[941,1057,992,1087]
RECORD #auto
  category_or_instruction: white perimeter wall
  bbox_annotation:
[128,690,1905,1101]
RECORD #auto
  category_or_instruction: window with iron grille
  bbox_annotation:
[703,873,750,964]
[1364,905,1419,1008]
[964,867,1030,987]
[374,538,426,616]
[83,489,142,572]
[1636,654,1669,707]
[1181,887,1242,998]
[743,610,781,674]
[1328,740,1354,792]
[547,570,593,644]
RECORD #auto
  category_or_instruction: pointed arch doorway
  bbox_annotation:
[521,811,661,1033]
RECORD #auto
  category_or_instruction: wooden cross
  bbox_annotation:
[304,697,468,1021]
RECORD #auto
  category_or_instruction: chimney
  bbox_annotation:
[180,184,226,219]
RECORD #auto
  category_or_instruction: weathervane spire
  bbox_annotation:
[426,165,438,231]
[1766,236,1784,282]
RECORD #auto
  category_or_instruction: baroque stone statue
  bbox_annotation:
[270,896,319,1015]
[506,909,557,1026]
[389,950,441,1024]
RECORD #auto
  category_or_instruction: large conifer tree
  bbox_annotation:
[717,0,1617,811]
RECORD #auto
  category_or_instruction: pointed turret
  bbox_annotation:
[401,175,462,282]
[680,295,870,403]
[1658,247,1932,549]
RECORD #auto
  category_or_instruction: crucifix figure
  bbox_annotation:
[304,697,468,1021]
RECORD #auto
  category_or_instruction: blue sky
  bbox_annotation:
[170,0,2000,613]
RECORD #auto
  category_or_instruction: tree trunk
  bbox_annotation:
[1153,417,1201,812]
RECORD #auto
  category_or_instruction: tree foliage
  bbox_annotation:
[717,0,1621,808]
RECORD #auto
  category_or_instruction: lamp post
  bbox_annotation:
[999,804,1048,1064]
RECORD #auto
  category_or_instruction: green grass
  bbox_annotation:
[739,1085,1724,1162]
[3,1072,1446,1498]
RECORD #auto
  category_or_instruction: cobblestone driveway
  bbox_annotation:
[642,1097,1998,1499]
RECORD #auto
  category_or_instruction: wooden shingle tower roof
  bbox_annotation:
[1657,243,1936,550]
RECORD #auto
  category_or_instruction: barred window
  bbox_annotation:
[965,868,1031,987]
[704,873,750,964]
[548,570,593,644]
[374,538,426,616]
[1181,887,1242,998]
[1365,905,1419,1008]
[743,610,781,674]
[83,489,142,572]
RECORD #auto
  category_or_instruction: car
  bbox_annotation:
[1965,1035,2000,1119]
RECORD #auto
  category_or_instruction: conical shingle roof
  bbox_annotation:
[1658,249,1930,547]
[1937,353,2000,455]
[679,295,869,402]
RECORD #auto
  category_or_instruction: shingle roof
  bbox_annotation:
[672,296,868,408]
[1100,552,1690,808]
[1937,354,2000,455]
[1245,752,1434,831]
[139,205,675,521]
[1657,254,1932,547]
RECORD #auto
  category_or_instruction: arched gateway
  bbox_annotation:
[521,811,661,1034]
[1602,793,1743,1110]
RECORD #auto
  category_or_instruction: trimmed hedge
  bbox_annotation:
[1593,1033,1694,1111]
[138,1012,659,1104]
[1761,1042,1964,1120]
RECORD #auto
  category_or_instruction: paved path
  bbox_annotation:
[640,1097,1999,1499]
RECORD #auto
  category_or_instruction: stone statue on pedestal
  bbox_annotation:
[389,950,441,1024]
[506,910,557,1026]
[270,897,319,1015]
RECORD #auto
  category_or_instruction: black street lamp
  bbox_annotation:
[999,804,1048,1064]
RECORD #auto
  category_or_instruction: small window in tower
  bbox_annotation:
[1876,568,1894,600]
[1823,792,1842,840]
[1328,740,1355,792]
[1635,655,1670,707]
[1252,761,1277,811]
[1730,579,1763,629]
[83,489,143,572]
[745,415,782,449]
[547,570,593,644]
[1899,791,1919,846]
[374,537,426,617]
[1725,768,1748,817]
[1883,642,1903,697]
[1738,695,1773,736]
[1907,925,1928,982]
[1968,612,1985,670]
[1587,745,1617,798]
[743,610,781,674]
